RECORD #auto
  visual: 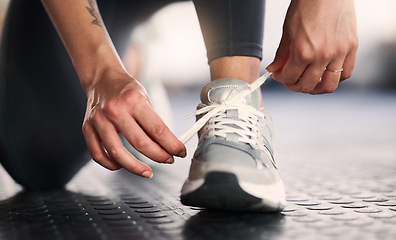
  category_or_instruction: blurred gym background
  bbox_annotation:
[0,4,395,239]
[1,0,395,91]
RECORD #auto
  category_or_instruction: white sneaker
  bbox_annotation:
[179,73,286,211]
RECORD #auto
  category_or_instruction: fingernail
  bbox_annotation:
[177,150,186,158]
[165,157,174,164]
[265,63,273,71]
[142,171,153,179]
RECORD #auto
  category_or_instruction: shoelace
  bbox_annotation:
[178,72,272,145]
[200,104,264,148]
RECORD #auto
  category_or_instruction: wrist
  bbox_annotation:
[80,65,128,94]
[75,43,127,93]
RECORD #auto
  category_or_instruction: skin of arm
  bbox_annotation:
[41,0,186,178]
[40,0,356,178]
[266,0,358,94]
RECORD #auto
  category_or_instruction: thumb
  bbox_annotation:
[266,34,290,74]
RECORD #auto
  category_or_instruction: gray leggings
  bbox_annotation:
[0,0,265,190]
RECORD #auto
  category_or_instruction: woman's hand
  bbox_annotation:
[82,69,186,178]
[42,0,186,178]
[267,0,358,94]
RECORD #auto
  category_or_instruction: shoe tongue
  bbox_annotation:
[200,78,260,109]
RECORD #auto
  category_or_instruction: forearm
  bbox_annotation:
[41,0,125,91]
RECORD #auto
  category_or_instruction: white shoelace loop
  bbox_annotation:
[178,72,272,144]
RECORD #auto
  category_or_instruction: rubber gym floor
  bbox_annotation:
[1,87,395,240]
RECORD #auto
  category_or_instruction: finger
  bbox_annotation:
[284,63,326,93]
[91,112,153,178]
[266,34,291,74]
[82,122,122,171]
[277,50,309,85]
[312,61,344,94]
[340,48,357,81]
[133,105,186,158]
[114,112,175,164]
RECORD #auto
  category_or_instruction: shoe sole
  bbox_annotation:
[180,171,284,212]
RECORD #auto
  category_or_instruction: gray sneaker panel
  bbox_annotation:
[194,137,275,168]
[194,137,257,168]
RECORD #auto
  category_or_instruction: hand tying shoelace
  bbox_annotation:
[178,71,273,145]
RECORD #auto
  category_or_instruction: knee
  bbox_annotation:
[1,147,91,191]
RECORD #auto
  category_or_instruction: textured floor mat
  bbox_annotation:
[1,90,396,240]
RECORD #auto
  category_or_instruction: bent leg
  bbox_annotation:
[193,0,265,85]
[0,0,89,190]
[193,0,265,64]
